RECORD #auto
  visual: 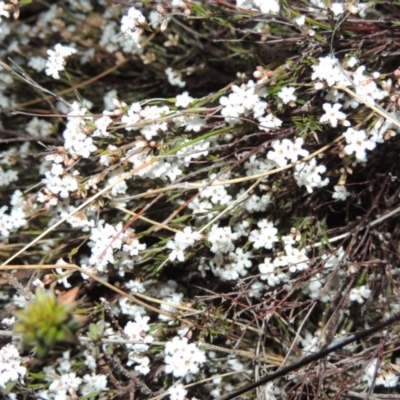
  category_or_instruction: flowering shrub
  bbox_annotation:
[1,0,400,399]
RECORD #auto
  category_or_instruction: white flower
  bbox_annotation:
[349,285,371,304]
[311,56,348,87]
[0,344,26,389]
[286,247,309,272]
[266,139,291,167]
[0,1,10,22]
[200,181,231,205]
[249,219,278,250]
[132,355,151,375]
[258,113,282,132]
[294,158,329,193]
[176,91,193,108]
[124,315,154,353]
[287,137,309,163]
[183,115,206,132]
[248,281,263,298]
[345,56,359,68]
[28,56,47,72]
[262,382,280,400]
[166,240,186,262]
[207,225,238,253]
[169,383,187,400]
[319,103,348,127]
[325,88,344,103]
[93,115,113,138]
[164,336,206,378]
[45,43,76,80]
[49,372,82,392]
[277,86,296,104]
[259,257,281,286]
[167,227,201,262]
[55,259,72,288]
[254,0,280,13]
[343,128,376,162]
[0,166,18,187]
[26,117,53,137]
[120,6,146,47]
[362,359,381,387]
[80,374,108,395]
[301,332,319,355]
[295,15,306,26]
[166,67,186,88]
[330,3,344,16]
[175,226,202,248]
[332,185,350,201]
[379,371,399,388]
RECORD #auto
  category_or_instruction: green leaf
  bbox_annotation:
[69,247,79,256]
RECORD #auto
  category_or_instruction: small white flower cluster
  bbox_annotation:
[167,227,202,262]
[168,383,187,400]
[63,101,97,158]
[0,344,27,390]
[0,190,27,240]
[309,54,392,188]
[28,55,46,72]
[309,1,369,17]
[343,127,376,162]
[313,56,388,103]
[362,358,399,388]
[350,66,388,106]
[175,138,210,166]
[267,137,309,168]
[120,6,146,48]
[244,154,274,180]
[148,280,185,323]
[294,157,329,193]
[122,102,170,140]
[55,200,95,231]
[311,55,350,88]
[258,256,288,287]
[301,331,319,355]
[39,370,108,399]
[0,2,10,28]
[26,117,53,137]
[349,285,371,304]
[236,188,271,213]
[125,141,184,184]
[175,91,194,108]
[124,315,154,375]
[208,224,239,254]
[219,80,270,126]
[0,165,18,187]
[164,336,206,378]
[249,219,279,250]
[39,159,79,204]
[211,247,253,281]
[332,185,351,201]
[92,115,113,138]
[256,233,310,290]
[45,43,77,80]
[166,67,186,88]
[84,220,146,275]
[369,112,400,144]
[236,0,280,14]
[100,20,137,53]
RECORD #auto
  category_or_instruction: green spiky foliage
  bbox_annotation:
[13,289,79,358]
